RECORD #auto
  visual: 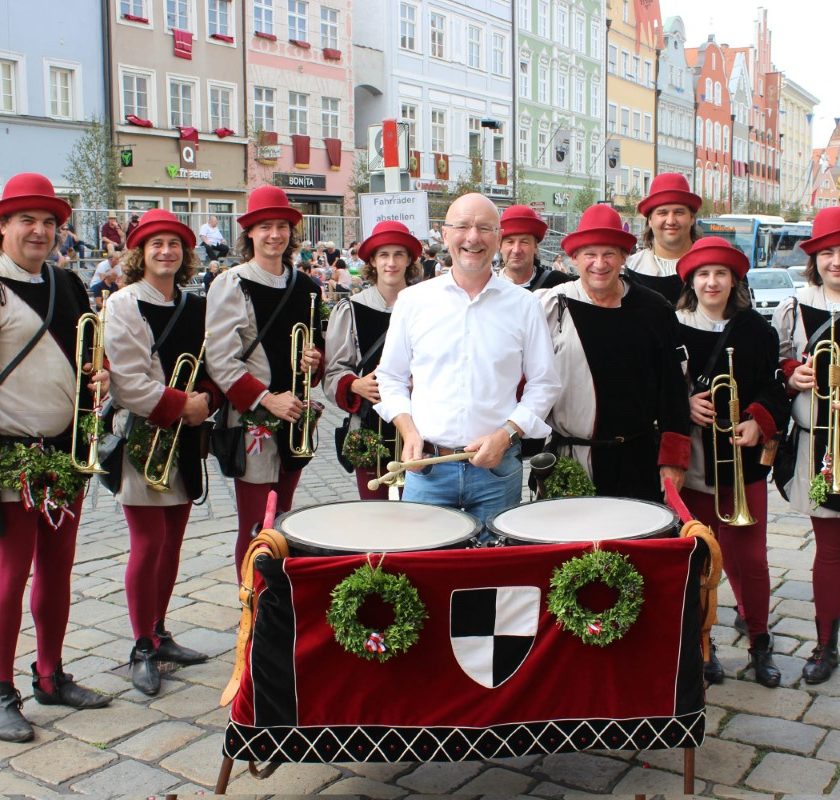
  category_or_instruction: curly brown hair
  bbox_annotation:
[121,239,198,287]
[236,225,300,270]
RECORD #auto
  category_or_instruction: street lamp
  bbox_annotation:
[480,118,502,195]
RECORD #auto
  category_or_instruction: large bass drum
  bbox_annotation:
[487,497,678,546]
[276,500,481,557]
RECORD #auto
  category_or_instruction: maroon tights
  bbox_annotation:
[809,517,840,643]
[123,503,192,643]
[0,498,83,684]
[233,473,301,582]
[682,482,770,641]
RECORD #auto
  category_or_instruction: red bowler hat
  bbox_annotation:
[800,207,840,255]
[126,209,197,250]
[237,185,303,229]
[358,221,422,263]
[0,172,72,225]
[500,204,548,242]
[638,173,701,217]
[561,205,637,257]
[676,236,749,282]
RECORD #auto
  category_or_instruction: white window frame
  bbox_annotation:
[288,0,308,42]
[126,196,163,212]
[632,110,641,139]
[537,1,548,38]
[321,96,339,139]
[401,101,418,150]
[165,0,195,32]
[537,128,549,168]
[252,85,276,132]
[491,33,506,76]
[607,44,617,74]
[574,136,583,173]
[643,112,652,142]
[518,0,530,30]
[620,106,629,136]
[399,3,417,52]
[574,15,584,52]
[430,12,446,60]
[207,80,237,132]
[590,80,600,119]
[253,0,274,36]
[518,125,530,165]
[492,124,504,161]
[45,60,82,121]
[0,51,26,116]
[519,57,530,99]
[590,20,600,59]
[320,7,339,49]
[119,64,156,126]
[607,102,617,133]
[207,0,233,41]
[468,116,482,158]
[574,75,584,114]
[430,108,446,153]
[556,4,568,46]
[167,73,199,128]
[538,64,548,104]
[118,0,153,26]
[467,25,482,70]
[556,68,567,109]
[288,91,309,136]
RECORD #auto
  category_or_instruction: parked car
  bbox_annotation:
[787,266,807,290]
[748,268,796,319]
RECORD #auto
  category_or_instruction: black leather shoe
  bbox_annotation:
[802,618,839,685]
[31,662,111,709]
[129,640,161,696]
[748,633,781,688]
[734,613,749,637]
[703,642,725,684]
[154,630,208,666]
[0,682,33,743]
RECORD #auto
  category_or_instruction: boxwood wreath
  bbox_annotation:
[127,420,176,480]
[342,427,389,469]
[326,562,428,662]
[543,456,596,498]
[547,549,644,647]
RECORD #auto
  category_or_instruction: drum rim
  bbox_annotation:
[276,500,482,553]
[485,496,678,542]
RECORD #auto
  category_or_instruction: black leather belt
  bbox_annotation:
[423,441,467,457]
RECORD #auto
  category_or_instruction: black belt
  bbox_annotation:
[549,430,650,449]
[423,441,467,457]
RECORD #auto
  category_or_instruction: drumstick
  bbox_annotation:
[386,452,475,472]
[366,471,400,491]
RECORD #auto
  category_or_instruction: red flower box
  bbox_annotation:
[254,31,277,41]
[322,48,342,60]
[289,39,311,49]
[211,33,234,43]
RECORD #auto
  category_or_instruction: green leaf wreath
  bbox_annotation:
[240,407,282,433]
[78,412,104,441]
[543,456,596,498]
[547,549,644,647]
[126,420,176,480]
[326,563,428,662]
[809,451,832,506]
[342,427,389,469]
[0,442,86,528]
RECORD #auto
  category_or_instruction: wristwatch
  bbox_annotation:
[502,422,521,447]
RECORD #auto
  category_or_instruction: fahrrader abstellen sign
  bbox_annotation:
[273,172,327,190]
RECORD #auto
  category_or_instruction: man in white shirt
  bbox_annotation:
[376,193,560,536]
[199,215,229,262]
[92,252,122,283]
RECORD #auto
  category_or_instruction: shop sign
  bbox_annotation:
[273,172,327,190]
[165,165,213,180]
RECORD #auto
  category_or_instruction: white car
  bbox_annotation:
[748,269,796,319]
[787,266,807,290]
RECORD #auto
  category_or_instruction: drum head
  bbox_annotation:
[488,497,677,545]
[277,501,481,556]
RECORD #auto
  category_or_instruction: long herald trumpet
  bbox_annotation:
[289,293,318,457]
[144,336,208,492]
[71,290,109,475]
[810,309,840,494]
[710,347,756,526]
[367,451,474,491]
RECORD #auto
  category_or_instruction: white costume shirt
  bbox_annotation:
[625,248,679,276]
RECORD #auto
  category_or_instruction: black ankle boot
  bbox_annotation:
[748,633,781,688]
[0,682,33,743]
[703,641,725,684]
[129,638,161,696]
[803,618,839,685]
[154,620,208,665]
[31,662,111,709]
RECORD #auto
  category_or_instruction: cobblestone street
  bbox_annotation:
[2,390,839,798]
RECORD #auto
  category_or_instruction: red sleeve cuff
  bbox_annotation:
[780,358,800,396]
[336,373,362,413]
[148,387,187,428]
[197,377,224,413]
[227,373,267,413]
[745,402,777,443]
[658,431,691,470]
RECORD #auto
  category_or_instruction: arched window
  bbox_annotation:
[705,77,712,101]
[723,125,730,152]
[714,122,721,151]
[696,116,703,146]
[714,81,722,106]
[705,119,713,148]
[705,164,713,198]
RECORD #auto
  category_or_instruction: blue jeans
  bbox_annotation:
[403,444,522,543]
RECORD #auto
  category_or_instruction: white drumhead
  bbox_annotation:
[278,501,480,553]
[489,497,676,543]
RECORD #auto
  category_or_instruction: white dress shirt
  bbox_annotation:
[375,271,560,447]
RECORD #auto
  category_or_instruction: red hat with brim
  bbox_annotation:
[237,185,302,229]
[676,236,749,281]
[500,204,548,242]
[800,207,840,255]
[126,209,197,250]
[0,172,72,226]
[358,221,422,263]
[561,205,637,257]
[638,172,701,217]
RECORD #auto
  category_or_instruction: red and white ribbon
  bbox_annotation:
[587,619,602,636]
[364,631,387,654]
[246,424,274,454]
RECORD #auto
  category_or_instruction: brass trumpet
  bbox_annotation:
[71,291,109,475]
[289,293,319,457]
[810,310,840,494]
[144,336,207,492]
[710,347,756,526]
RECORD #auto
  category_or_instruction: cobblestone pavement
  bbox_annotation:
[2,391,840,798]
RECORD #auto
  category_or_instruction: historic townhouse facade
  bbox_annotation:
[516,0,605,224]
[655,17,694,187]
[723,48,751,212]
[108,0,248,237]
[245,0,355,235]
[0,0,106,199]
[354,0,514,211]
[605,0,660,211]
[686,35,732,211]
[779,77,819,214]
